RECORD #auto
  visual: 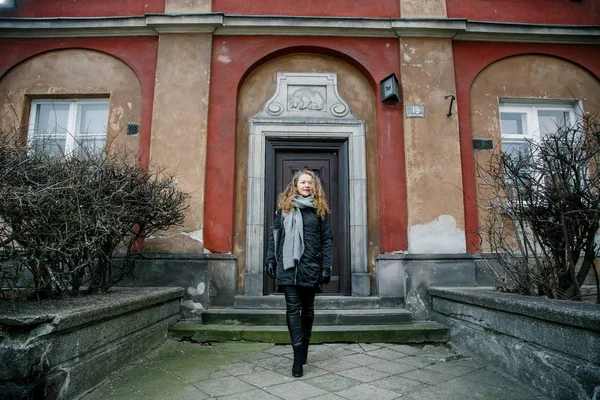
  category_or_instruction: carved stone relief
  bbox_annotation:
[263,72,354,119]
[288,86,325,111]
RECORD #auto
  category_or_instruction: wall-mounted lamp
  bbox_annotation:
[380,73,400,106]
[0,0,16,9]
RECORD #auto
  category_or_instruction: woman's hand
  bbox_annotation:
[265,263,276,280]
[320,267,331,285]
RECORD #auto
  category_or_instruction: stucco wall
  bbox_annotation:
[0,49,141,155]
[145,33,212,253]
[234,53,379,294]
[205,36,405,256]
[471,54,600,249]
[401,38,464,254]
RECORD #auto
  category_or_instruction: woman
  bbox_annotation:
[265,170,333,378]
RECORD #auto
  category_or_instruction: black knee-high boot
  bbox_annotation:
[292,345,304,377]
[301,314,314,364]
[287,313,304,377]
[284,286,304,377]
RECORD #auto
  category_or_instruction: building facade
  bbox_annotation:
[1,0,599,317]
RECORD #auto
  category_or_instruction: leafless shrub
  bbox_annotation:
[0,131,188,299]
[479,112,600,303]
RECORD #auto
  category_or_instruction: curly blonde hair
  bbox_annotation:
[278,169,330,218]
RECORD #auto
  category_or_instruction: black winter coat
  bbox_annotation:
[265,207,333,289]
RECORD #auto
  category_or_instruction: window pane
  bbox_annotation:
[33,103,69,156]
[75,103,108,157]
[538,110,569,136]
[76,103,109,135]
[502,141,530,161]
[500,112,527,136]
[32,137,65,158]
[74,137,106,158]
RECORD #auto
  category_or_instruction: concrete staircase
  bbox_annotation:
[168,295,449,344]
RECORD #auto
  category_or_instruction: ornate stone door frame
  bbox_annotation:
[244,72,369,296]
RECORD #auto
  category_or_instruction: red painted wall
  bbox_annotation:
[204,36,407,253]
[447,0,600,25]
[0,0,164,18]
[0,37,159,168]
[453,41,600,253]
[213,0,400,18]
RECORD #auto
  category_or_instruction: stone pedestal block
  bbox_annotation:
[244,272,264,296]
[375,254,405,307]
[351,272,371,297]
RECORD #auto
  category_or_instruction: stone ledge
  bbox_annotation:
[430,287,600,400]
[429,286,600,332]
[1,287,184,332]
[0,287,184,400]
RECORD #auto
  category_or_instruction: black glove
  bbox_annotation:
[320,267,331,286]
[265,263,276,280]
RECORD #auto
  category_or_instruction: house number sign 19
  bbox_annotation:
[405,105,425,119]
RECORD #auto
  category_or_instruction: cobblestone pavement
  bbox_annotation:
[84,340,547,400]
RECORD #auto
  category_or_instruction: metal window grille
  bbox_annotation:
[473,138,494,151]
[127,123,140,136]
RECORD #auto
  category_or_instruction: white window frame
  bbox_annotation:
[27,98,109,157]
[499,101,580,200]
[499,101,579,151]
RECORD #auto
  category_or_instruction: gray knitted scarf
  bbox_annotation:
[282,196,316,270]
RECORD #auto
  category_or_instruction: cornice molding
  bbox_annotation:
[0,16,155,38]
[216,15,398,38]
[456,21,600,44]
[0,13,598,44]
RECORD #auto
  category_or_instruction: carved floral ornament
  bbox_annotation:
[263,73,354,119]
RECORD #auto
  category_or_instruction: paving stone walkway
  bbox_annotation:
[85,340,546,400]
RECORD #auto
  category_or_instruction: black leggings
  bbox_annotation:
[281,285,316,348]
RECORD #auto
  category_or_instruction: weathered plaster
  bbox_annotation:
[144,232,204,253]
[165,0,211,13]
[471,55,600,250]
[0,49,141,154]
[400,38,465,253]
[147,33,212,253]
[234,53,379,294]
[401,0,447,18]
[182,281,206,316]
[408,215,466,254]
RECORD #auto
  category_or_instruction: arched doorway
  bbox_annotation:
[244,72,369,296]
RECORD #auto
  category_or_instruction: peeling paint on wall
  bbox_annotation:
[181,299,204,315]
[181,282,206,316]
[187,282,206,297]
[218,54,231,64]
[409,215,466,254]
[109,106,124,131]
[181,229,203,244]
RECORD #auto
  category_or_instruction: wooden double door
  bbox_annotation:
[264,140,350,295]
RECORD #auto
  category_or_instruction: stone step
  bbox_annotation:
[169,321,449,344]
[202,308,413,326]
[234,295,381,309]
